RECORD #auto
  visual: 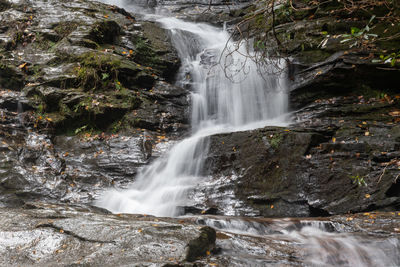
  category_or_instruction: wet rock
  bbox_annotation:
[0,203,216,266]
[203,95,400,217]
[0,0,10,12]
[186,226,216,262]
[155,0,253,25]
[88,20,121,44]
[193,212,400,266]
[0,62,24,90]
[126,81,189,133]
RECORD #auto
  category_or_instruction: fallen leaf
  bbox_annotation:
[18,63,27,69]
[389,111,400,117]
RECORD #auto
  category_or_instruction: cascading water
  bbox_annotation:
[197,217,400,266]
[92,2,400,266]
[95,16,288,216]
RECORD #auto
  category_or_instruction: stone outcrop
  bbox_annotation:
[0,0,186,135]
[0,202,216,266]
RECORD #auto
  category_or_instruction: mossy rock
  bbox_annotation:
[53,21,80,38]
[75,51,155,91]
[53,92,140,134]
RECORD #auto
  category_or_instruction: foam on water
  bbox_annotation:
[95,11,288,216]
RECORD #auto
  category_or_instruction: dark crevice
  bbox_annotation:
[309,205,331,217]
[36,223,115,244]
[386,180,400,197]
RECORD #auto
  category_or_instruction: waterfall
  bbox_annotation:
[95,11,288,217]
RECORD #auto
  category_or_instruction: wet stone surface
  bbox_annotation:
[188,95,400,217]
[0,202,216,266]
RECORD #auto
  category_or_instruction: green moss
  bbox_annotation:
[269,133,282,149]
[53,21,79,38]
[75,52,122,91]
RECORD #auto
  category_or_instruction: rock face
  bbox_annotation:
[0,0,189,208]
[0,0,187,135]
[205,109,400,217]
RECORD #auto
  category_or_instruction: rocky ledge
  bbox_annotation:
[0,202,216,266]
[0,0,188,135]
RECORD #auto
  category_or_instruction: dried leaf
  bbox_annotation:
[389,111,400,117]
[18,63,27,69]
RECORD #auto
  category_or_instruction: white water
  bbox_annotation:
[199,217,400,266]
[92,2,400,266]
[95,13,288,216]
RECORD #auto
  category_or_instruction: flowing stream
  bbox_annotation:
[95,9,288,216]
[93,1,399,266]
